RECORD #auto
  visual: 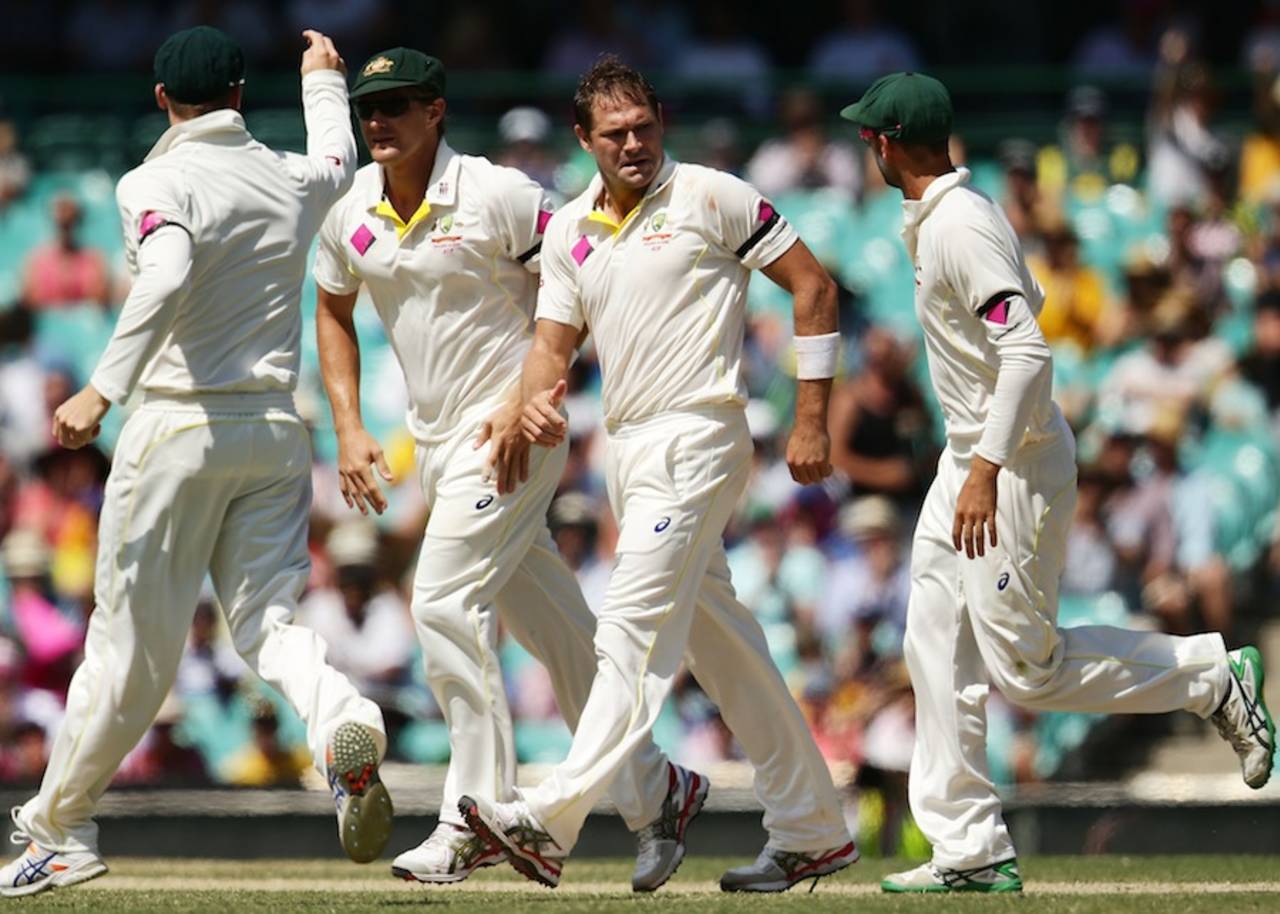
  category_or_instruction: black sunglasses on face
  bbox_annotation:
[355,95,429,121]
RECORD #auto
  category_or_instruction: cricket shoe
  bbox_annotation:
[458,795,564,888]
[631,762,710,892]
[719,841,859,892]
[881,858,1023,893]
[390,822,505,884]
[327,721,394,863]
[0,808,107,898]
[1212,646,1276,789]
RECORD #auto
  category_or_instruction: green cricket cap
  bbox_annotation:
[839,72,953,144]
[349,48,446,100]
[154,26,245,104]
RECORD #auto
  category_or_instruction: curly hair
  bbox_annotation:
[573,54,660,130]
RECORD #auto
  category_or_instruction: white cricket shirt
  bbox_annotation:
[536,156,797,427]
[313,142,553,443]
[90,70,355,403]
[900,168,1067,461]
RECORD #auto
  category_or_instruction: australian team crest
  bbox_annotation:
[430,212,463,253]
[362,56,395,76]
[436,214,454,234]
[647,210,667,233]
[642,208,672,250]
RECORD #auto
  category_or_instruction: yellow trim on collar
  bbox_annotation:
[375,197,433,240]
[586,206,643,236]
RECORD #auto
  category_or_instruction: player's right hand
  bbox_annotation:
[521,379,569,447]
[300,30,345,77]
[476,401,530,496]
[337,426,391,515]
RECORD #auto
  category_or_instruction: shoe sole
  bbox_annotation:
[0,860,108,898]
[882,881,1023,894]
[633,771,711,893]
[390,854,504,885]
[458,796,560,889]
[1240,646,1276,789]
[330,722,394,864]
[720,843,860,893]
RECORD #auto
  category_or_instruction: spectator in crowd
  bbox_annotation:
[494,107,559,192]
[697,117,746,177]
[66,0,160,71]
[1,527,83,696]
[21,196,110,311]
[1038,86,1140,204]
[1240,55,1280,205]
[0,306,48,468]
[297,521,414,711]
[220,698,311,787]
[0,120,30,212]
[1027,218,1117,354]
[115,693,210,786]
[1147,32,1230,209]
[817,496,910,674]
[1241,290,1280,422]
[999,139,1051,248]
[547,493,610,615]
[746,89,861,200]
[807,0,920,82]
[1062,467,1118,598]
[675,0,772,117]
[828,327,933,506]
[0,721,47,785]
[174,601,244,700]
[1072,0,1163,78]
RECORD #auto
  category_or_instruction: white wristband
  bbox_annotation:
[793,331,840,380]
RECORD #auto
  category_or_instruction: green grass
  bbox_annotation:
[12,855,1280,913]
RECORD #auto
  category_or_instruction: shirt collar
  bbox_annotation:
[900,167,969,232]
[145,109,250,162]
[580,153,679,231]
[364,139,461,212]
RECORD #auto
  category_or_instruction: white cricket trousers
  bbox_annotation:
[17,393,386,855]
[409,418,669,831]
[905,436,1229,869]
[524,406,851,854]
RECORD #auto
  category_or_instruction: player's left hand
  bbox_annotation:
[52,385,109,450]
[785,422,833,485]
[477,401,530,495]
[954,456,1000,559]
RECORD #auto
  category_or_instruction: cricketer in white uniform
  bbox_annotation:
[1,28,393,899]
[841,72,1275,894]
[463,56,858,895]
[312,49,676,889]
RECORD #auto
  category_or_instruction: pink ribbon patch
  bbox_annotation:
[350,224,375,256]
[536,210,553,234]
[758,201,776,223]
[138,210,168,241]
[571,235,593,266]
[984,298,1010,325]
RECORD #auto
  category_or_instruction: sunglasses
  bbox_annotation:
[355,95,431,121]
[858,124,903,143]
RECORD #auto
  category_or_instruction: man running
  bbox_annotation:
[313,48,683,890]
[840,71,1273,893]
[462,56,857,894]
[1,27,392,899]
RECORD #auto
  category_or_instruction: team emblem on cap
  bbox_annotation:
[362,56,395,76]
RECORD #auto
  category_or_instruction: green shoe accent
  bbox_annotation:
[881,858,1022,893]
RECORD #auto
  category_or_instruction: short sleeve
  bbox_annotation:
[533,214,584,330]
[706,169,798,271]
[935,212,1028,315]
[313,205,362,296]
[485,165,556,274]
[115,169,191,276]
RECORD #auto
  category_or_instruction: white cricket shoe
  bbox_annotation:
[327,721,394,863]
[631,762,710,892]
[391,822,505,884]
[719,841,859,892]
[1212,646,1276,789]
[881,858,1023,893]
[458,794,565,888]
[0,808,107,898]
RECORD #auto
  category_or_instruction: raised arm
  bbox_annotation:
[297,30,356,202]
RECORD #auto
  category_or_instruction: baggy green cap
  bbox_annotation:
[154,26,245,104]
[840,72,953,144]
[349,48,446,100]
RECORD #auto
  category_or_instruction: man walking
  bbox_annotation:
[1,27,392,898]
[313,48,681,889]
[463,56,857,893]
[840,72,1273,893]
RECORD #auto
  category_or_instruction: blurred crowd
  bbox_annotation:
[2,7,1280,860]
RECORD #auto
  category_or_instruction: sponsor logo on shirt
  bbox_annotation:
[642,209,673,249]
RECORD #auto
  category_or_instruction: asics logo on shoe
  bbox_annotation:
[13,852,55,887]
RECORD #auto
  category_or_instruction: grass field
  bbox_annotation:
[10,855,1280,913]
